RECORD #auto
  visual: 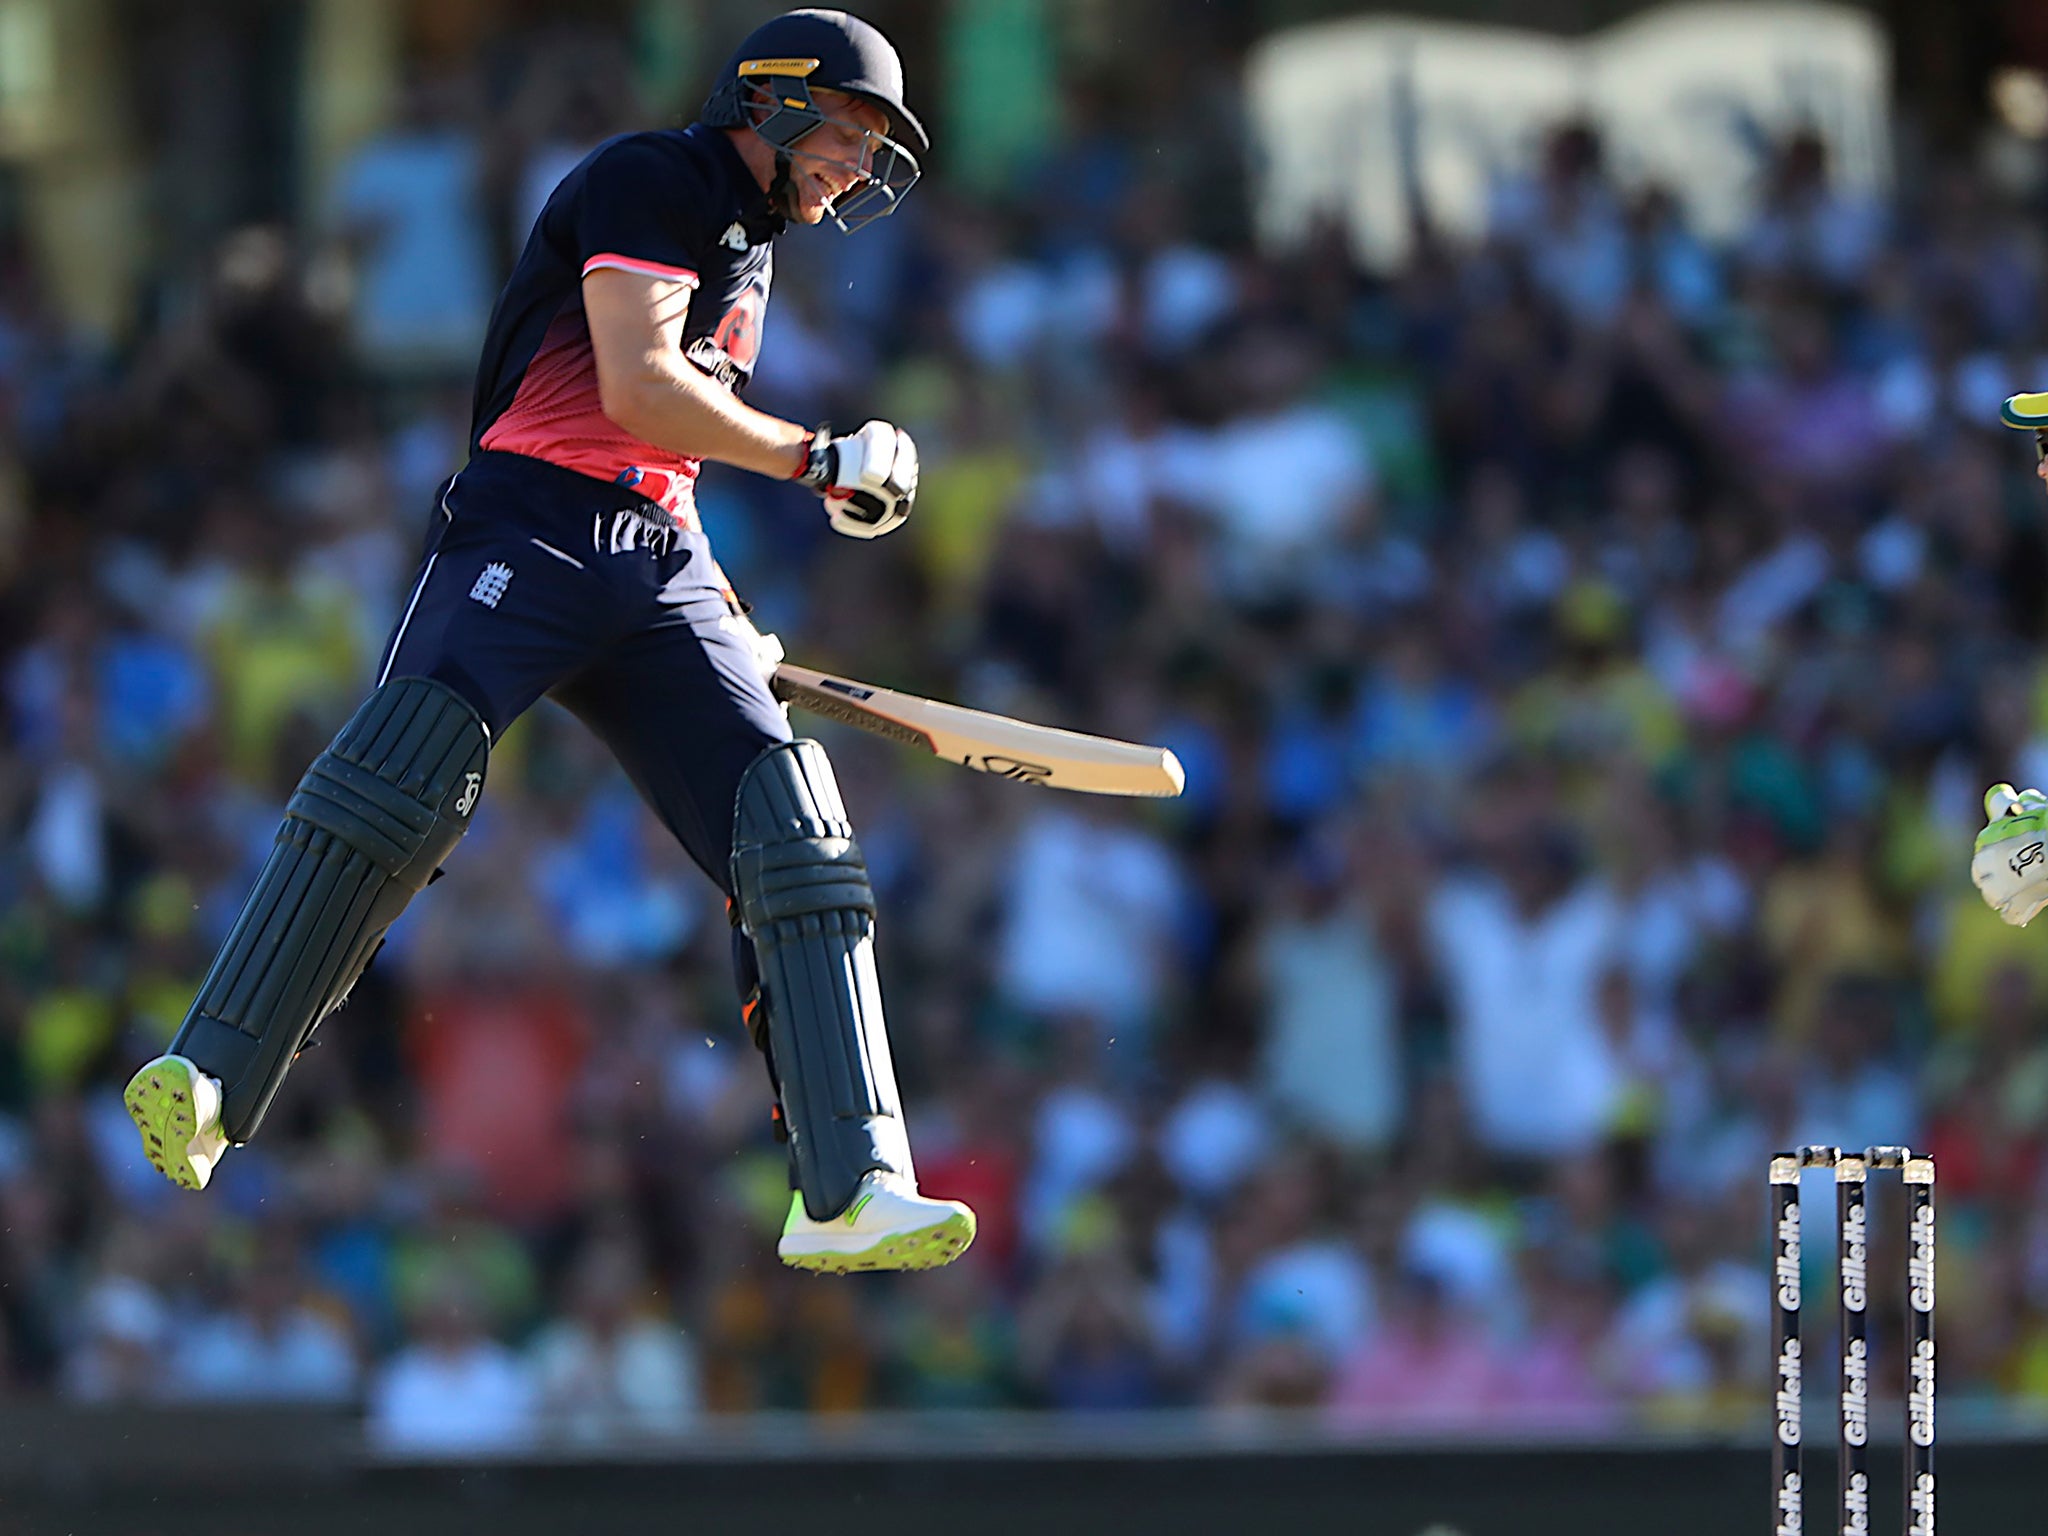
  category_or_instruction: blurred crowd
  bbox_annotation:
[9,18,2048,1452]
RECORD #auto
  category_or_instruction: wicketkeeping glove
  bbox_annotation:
[796,420,918,539]
[1973,782,2048,926]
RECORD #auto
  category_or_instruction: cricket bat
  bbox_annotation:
[770,664,1185,798]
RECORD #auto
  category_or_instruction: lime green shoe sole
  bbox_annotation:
[780,1207,977,1275]
[123,1056,211,1191]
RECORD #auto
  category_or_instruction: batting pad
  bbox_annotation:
[731,739,911,1220]
[172,677,489,1141]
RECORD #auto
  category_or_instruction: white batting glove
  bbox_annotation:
[1973,782,2048,926]
[797,420,917,539]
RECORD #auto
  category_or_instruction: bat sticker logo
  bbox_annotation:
[819,678,876,701]
[966,755,1053,784]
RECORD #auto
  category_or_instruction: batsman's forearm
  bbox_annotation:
[605,363,810,480]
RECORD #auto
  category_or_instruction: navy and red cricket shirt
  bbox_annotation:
[470,123,782,526]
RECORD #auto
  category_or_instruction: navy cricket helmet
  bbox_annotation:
[700,8,925,231]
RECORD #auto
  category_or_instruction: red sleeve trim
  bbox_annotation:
[581,254,700,286]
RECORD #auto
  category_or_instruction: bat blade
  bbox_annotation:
[771,664,1185,798]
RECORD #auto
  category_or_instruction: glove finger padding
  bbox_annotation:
[802,420,917,539]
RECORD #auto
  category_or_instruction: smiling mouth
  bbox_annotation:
[810,177,863,207]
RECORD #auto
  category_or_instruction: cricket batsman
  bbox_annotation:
[1972,392,2048,927]
[122,9,976,1274]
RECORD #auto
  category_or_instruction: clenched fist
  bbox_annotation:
[797,420,918,539]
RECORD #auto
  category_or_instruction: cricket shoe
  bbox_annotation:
[777,1172,976,1274]
[123,1054,229,1191]
[1974,783,2048,927]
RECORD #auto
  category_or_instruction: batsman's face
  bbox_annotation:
[787,90,891,224]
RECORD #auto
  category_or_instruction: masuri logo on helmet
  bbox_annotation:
[700,10,926,232]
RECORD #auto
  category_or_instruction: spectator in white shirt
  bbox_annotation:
[1159,326,1373,603]
[1428,823,1625,1158]
[368,1271,535,1458]
[1255,844,1402,1153]
[996,800,1189,1041]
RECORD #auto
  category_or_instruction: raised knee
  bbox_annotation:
[730,739,875,929]
[287,675,491,892]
